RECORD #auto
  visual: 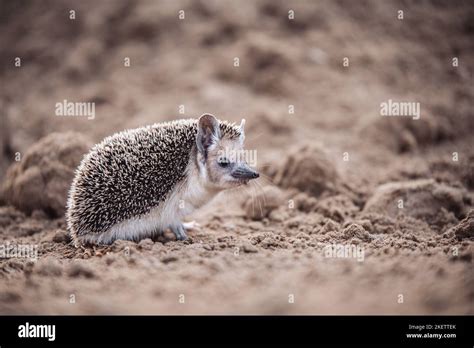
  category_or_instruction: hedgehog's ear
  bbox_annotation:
[197,113,220,156]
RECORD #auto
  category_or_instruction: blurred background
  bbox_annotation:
[1,0,472,182]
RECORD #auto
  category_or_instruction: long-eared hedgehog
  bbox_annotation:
[66,114,259,246]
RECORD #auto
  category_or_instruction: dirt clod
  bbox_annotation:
[364,179,466,230]
[52,230,70,243]
[244,185,284,220]
[449,210,474,239]
[1,133,91,217]
[274,144,340,197]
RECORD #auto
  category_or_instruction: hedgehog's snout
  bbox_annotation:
[231,164,259,182]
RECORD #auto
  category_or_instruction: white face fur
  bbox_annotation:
[195,114,259,190]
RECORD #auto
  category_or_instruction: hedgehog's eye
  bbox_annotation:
[218,157,230,168]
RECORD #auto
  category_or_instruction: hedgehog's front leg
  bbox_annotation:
[182,221,200,231]
[169,224,188,241]
[169,221,201,241]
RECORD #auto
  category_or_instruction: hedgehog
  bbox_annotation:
[66,114,259,246]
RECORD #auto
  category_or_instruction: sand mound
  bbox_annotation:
[362,113,454,153]
[274,144,340,197]
[1,132,91,217]
[364,179,467,230]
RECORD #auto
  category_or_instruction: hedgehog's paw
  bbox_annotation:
[182,220,201,231]
[170,224,188,241]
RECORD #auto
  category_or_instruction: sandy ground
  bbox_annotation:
[0,0,473,314]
